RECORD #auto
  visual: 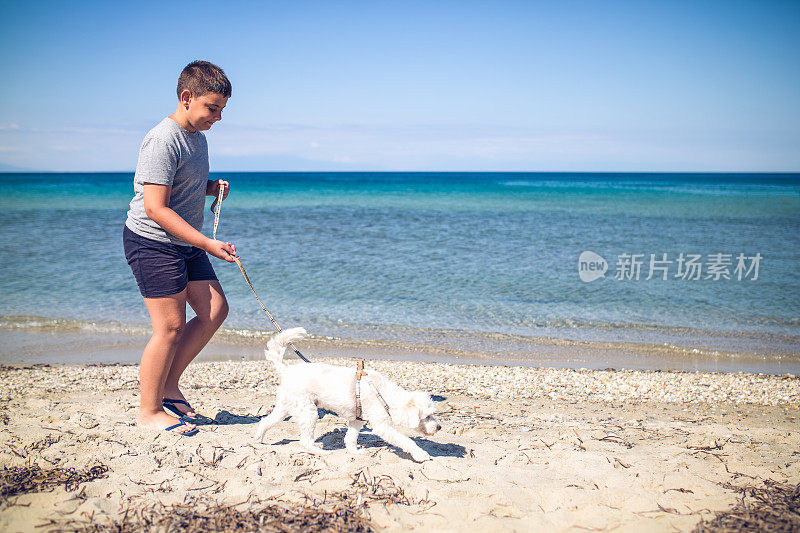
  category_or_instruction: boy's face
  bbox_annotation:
[183,91,228,132]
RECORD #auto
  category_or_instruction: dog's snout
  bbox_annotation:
[436,423,442,431]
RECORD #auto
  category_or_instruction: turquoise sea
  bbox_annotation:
[1,172,799,368]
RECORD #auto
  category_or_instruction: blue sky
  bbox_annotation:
[1,1,798,172]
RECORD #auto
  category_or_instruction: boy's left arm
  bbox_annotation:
[206,178,230,200]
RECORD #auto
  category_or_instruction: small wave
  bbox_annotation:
[3,315,798,364]
[0,316,337,342]
[0,315,151,335]
[497,180,547,187]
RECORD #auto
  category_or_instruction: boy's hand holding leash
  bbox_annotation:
[207,179,236,263]
[206,239,237,263]
[207,178,230,201]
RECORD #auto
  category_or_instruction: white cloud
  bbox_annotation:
[208,122,624,168]
[51,144,84,152]
[0,119,798,171]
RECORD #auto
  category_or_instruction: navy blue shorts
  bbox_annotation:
[123,225,217,298]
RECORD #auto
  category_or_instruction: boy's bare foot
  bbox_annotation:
[162,389,197,418]
[138,411,196,434]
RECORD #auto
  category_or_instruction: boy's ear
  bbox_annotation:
[179,89,192,109]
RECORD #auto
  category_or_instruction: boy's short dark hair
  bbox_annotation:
[177,60,232,99]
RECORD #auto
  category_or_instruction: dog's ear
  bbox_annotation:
[396,395,418,427]
[404,392,432,425]
[415,391,433,409]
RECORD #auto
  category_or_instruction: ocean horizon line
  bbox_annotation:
[2,170,800,175]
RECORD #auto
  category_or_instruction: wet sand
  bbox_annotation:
[2,324,799,374]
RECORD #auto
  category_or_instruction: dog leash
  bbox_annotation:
[211,182,311,363]
[210,182,224,241]
[354,359,391,420]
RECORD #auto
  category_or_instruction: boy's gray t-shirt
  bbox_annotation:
[125,117,209,247]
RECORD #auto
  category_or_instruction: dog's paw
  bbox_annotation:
[302,444,331,455]
[412,450,432,462]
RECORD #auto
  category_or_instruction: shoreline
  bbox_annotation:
[1,359,798,532]
[1,317,799,374]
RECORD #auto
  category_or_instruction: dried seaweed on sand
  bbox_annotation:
[0,464,109,499]
[45,499,373,533]
[39,469,429,533]
[693,479,800,532]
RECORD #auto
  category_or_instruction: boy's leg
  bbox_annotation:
[138,289,196,433]
[163,280,229,412]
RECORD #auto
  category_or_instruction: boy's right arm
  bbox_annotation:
[143,183,236,262]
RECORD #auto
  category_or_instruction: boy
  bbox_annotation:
[123,61,236,435]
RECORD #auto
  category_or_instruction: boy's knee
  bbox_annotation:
[213,299,229,326]
[156,321,185,340]
[198,300,228,329]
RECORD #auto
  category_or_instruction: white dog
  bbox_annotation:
[254,327,440,462]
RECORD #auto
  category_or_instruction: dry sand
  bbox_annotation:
[1,359,798,532]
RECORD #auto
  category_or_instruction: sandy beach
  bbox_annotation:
[1,356,798,532]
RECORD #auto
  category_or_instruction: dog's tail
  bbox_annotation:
[265,327,307,372]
